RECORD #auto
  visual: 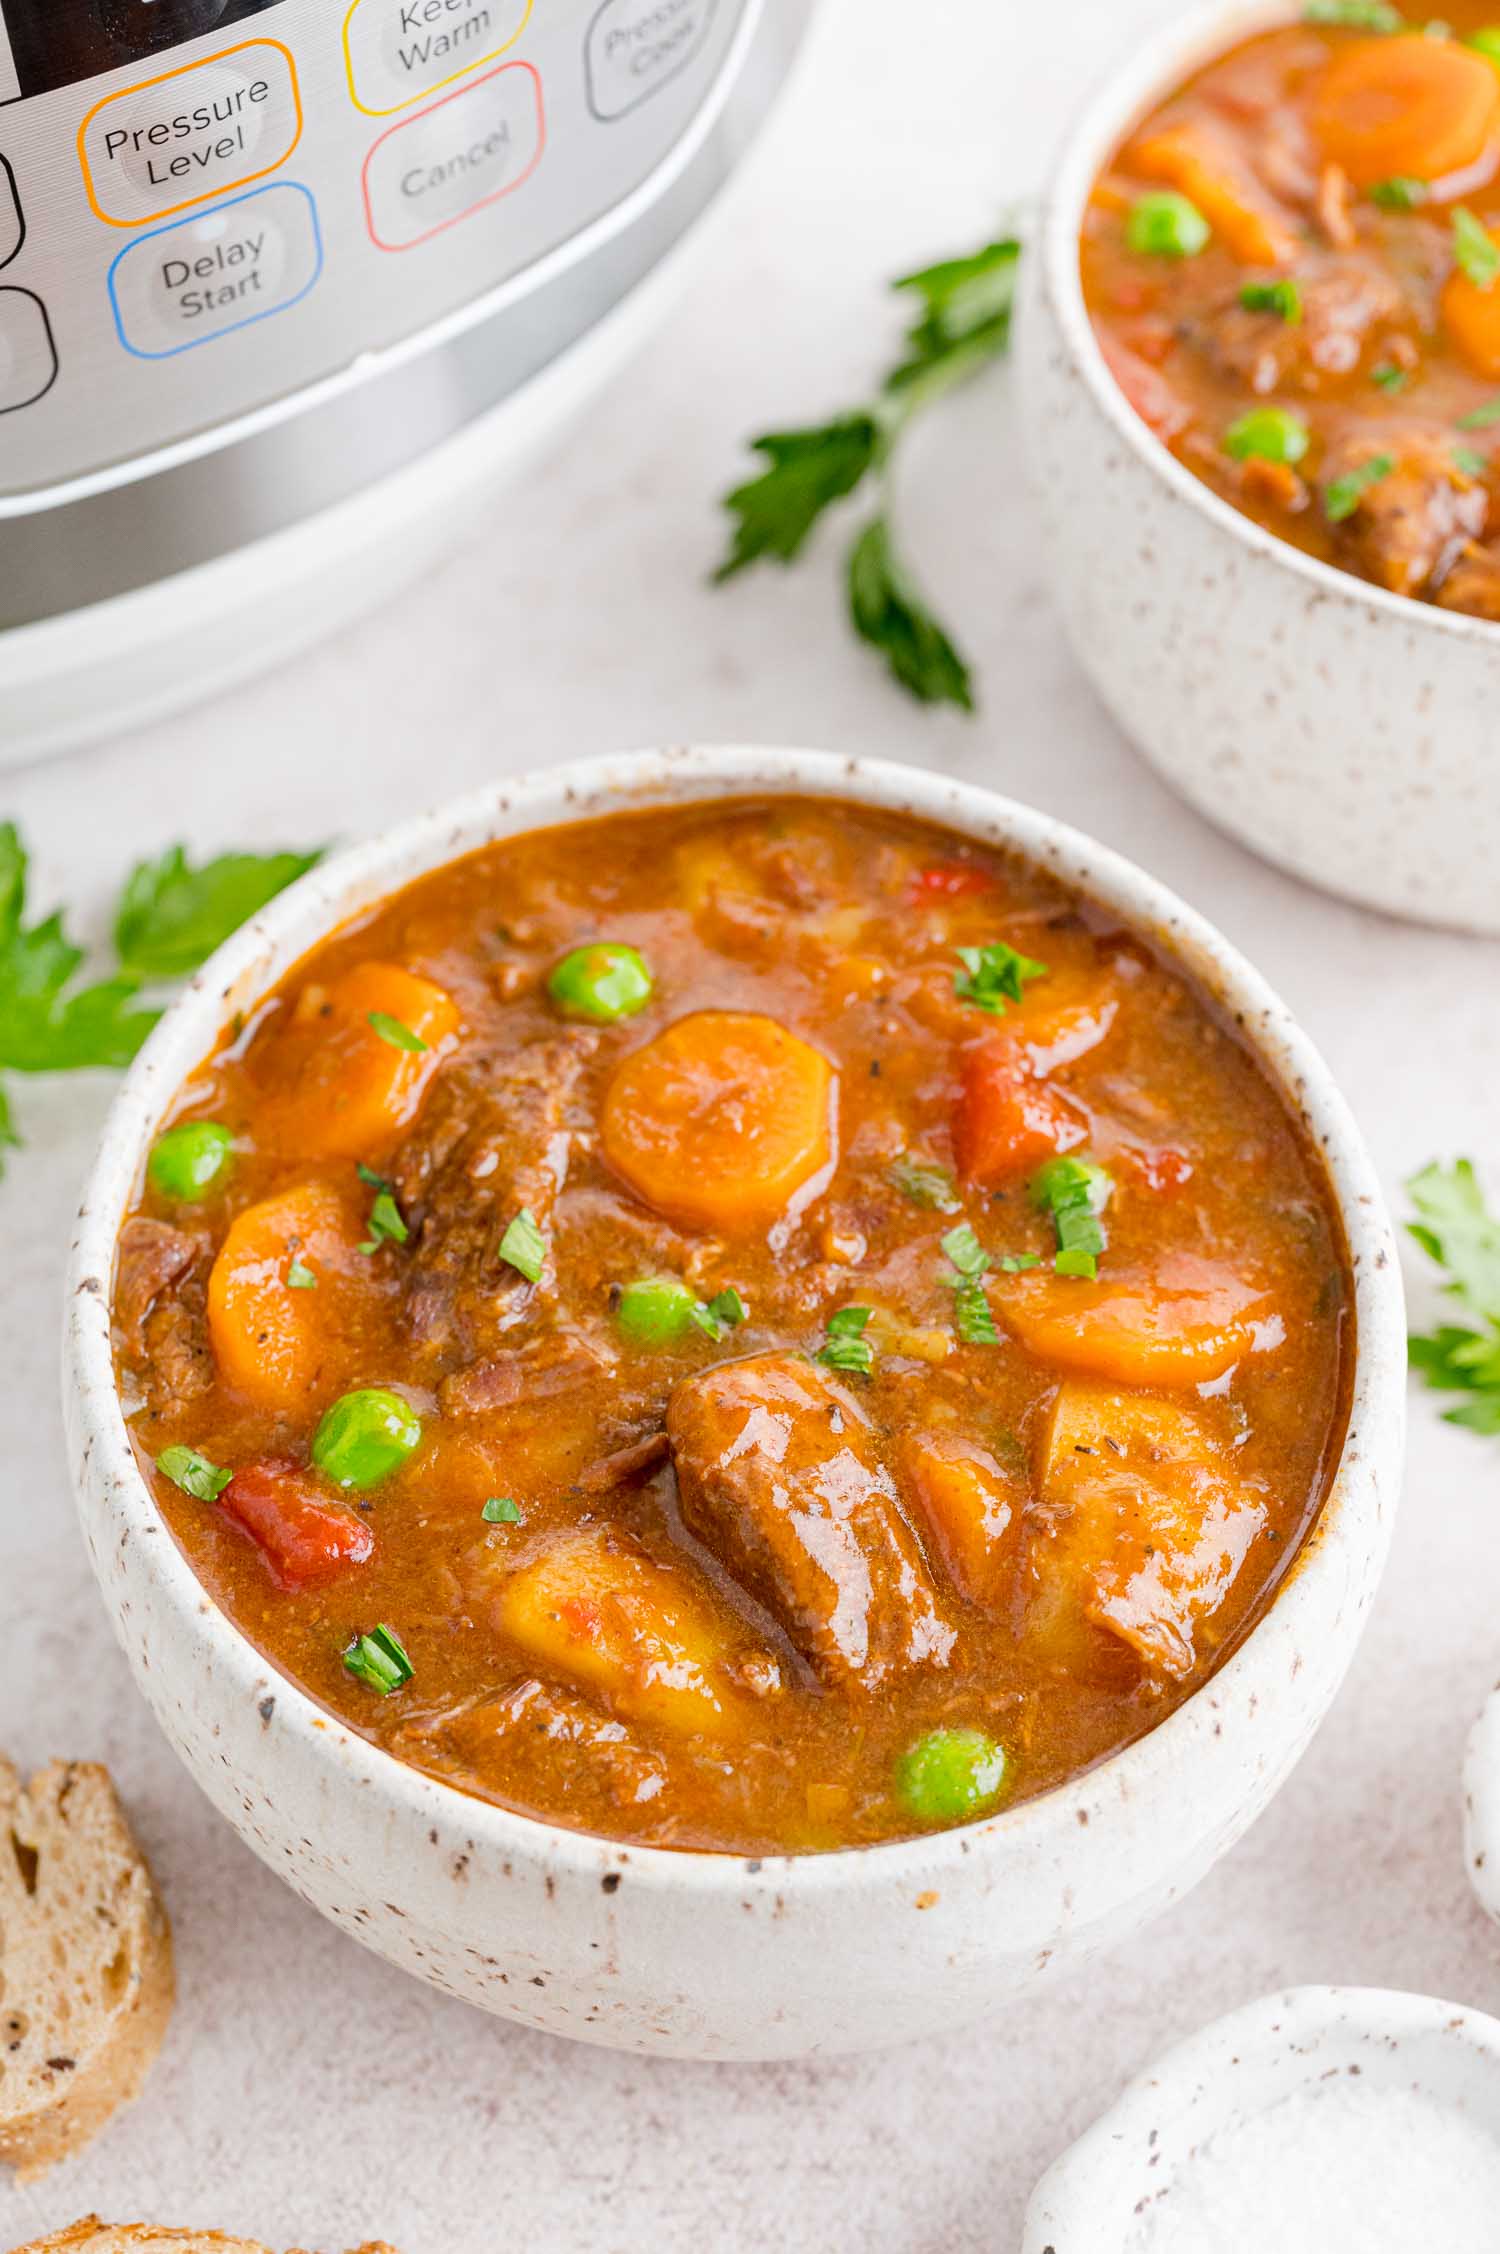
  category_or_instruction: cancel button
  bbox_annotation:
[362,60,544,250]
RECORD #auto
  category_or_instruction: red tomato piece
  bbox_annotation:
[955,1036,1088,1184]
[220,1459,374,1591]
[909,861,994,901]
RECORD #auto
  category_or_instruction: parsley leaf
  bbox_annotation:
[692,1286,748,1341]
[357,1164,410,1255]
[847,517,975,709]
[816,1305,875,1374]
[1324,452,1395,523]
[1458,395,1500,428]
[482,1497,523,1524]
[367,1010,427,1053]
[1407,1160,1500,1434]
[890,1154,961,1212]
[1369,176,1426,210]
[114,844,321,980]
[714,233,1021,710]
[1453,207,1500,292]
[1030,1155,1112,1281]
[157,1445,232,1501]
[498,1207,547,1284]
[1303,0,1403,25]
[286,1256,318,1290]
[941,1222,1000,1345]
[343,1624,414,1696]
[1239,278,1303,322]
[1371,363,1409,393]
[952,939,1049,1015]
[1455,445,1490,478]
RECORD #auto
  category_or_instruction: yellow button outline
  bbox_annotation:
[343,0,534,117]
[78,40,304,230]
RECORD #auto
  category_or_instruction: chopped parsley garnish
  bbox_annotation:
[357,1163,409,1255]
[1239,278,1302,322]
[157,1445,232,1502]
[1029,1155,1112,1282]
[1303,0,1402,25]
[1000,1252,1042,1273]
[482,1497,523,1525]
[1369,176,1427,210]
[1407,1160,1500,1435]
[816,1305,876,1374]
[942,1222,1000,1345]
[342,1624,414,1696]
[1458,395,1500,428]
[1125,190,1211,261]
[890,1155,961,1212]
[1224,406,1310,466]
[286,1256,317,1290]
[367,1009,428,1054]
[498,1207,547,1284]
[952,940,1048,1016]
[1324,452,1395,523]
[692,1287,748,1341]
[1371,363,1409,393]
[1453,207,1500,291]
[1455,445,1490,478]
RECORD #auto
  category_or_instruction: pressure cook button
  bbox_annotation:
[108,181,322,358]
[585,0,718,122]
[0,288,57,413]
[362,60,543,250]
[343,0,534,118]
[0,155,22,270]
[79,39,303,229]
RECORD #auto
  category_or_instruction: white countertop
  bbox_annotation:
[5,0,1500,2246]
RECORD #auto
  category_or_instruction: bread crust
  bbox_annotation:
[0,1760,174,2183]
[8,2227,401,2253]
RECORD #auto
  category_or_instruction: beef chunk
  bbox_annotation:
[396,1679,668,1812]
[1185,257,1408,395]
[667,1354,955,1689]
[1321,423,1489,599]
[391,1034,597,1362]
[114,1218,212,1418]
[438,1329,612,1417]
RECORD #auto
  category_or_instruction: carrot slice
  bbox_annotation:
[220,1458,374,1590]
[999,1251,1281,1388]
[600,1010,835,1232]
[1313,35,1500,189]
[954,1034,1087,1185]
[206,1181,372,1411]
[1444,220,1500,373]
[256,961,460,1161]
[1129,120,1302,266]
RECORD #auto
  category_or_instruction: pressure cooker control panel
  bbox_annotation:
[0,0,750,499]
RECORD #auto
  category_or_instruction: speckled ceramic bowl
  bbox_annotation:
[63,747,1406,2060]
[1019,0,1500,936]
[1023,1985,1500,2248]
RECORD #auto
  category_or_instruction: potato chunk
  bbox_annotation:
[896,1433,1022,1609]
[495,1525,756,1742]
[668,1354,955,1688]
[1029,1384,1268,1678]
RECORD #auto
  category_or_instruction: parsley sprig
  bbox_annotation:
[1408,1160,1500,1434]
[953,940,1049,1016]
[816,1306,876,1375]
[715,234,1021,709]
[0,825,319,1176]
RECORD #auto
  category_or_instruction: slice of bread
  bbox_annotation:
[0,1760,174,2182]
[9,2228,400,2253]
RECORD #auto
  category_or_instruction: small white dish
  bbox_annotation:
[1019,0,1500,935]
[1023,1985,1500,2251]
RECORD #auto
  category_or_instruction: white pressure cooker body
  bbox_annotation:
[0,0,812,759]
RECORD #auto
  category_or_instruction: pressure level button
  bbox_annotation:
[108,182,322,357]
[79,40,303,228]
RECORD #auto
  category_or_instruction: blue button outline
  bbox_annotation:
[107,179,323,361]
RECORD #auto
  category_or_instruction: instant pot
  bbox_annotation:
[0,0,815,760]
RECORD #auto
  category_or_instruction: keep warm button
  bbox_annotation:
[109,183,323,358]
[362,60,543,251]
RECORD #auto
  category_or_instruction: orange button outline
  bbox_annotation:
[342,0,535,118]
[78,39,304,230]
[361,59,545,253]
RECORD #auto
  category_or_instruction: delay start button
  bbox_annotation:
[108,182,323,358]
[362,60,543,251]
[79,41,303,229]
[585,0,718,122]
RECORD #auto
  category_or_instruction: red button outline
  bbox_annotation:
[361,59,544,253]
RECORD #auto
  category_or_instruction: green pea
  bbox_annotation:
[895,1727,1008,1827]
[547,943,653,1024]
[615,1275,697,1347]
[1125,190,1210,260]
[1224,406,1311,466]
[148,1120,235,1202]
[311,1388,422,1492]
